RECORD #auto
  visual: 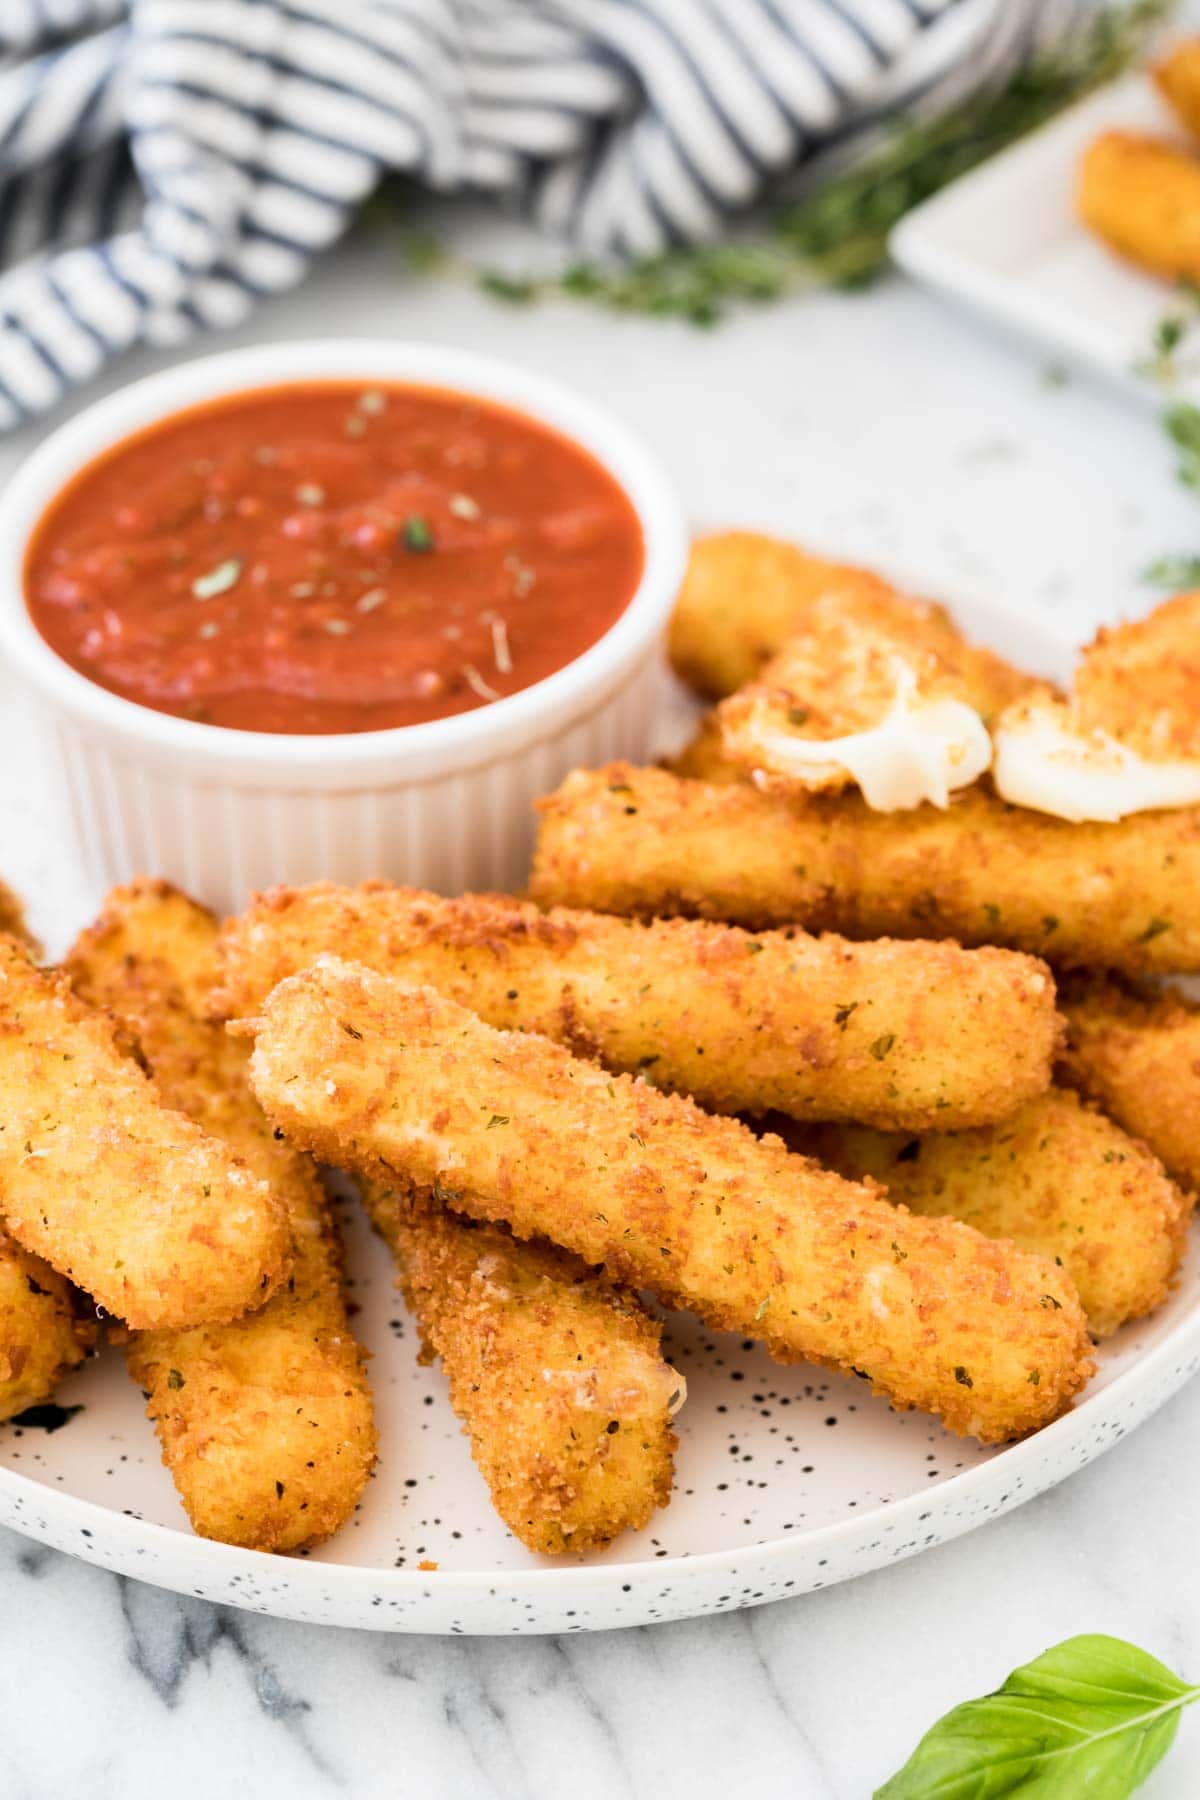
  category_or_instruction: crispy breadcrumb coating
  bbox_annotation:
[0,935,290,1330]
[1060,977,1200,1193]
[667,532,1027,706]
[0,880,38,957]
[66,881,375,1552]
[1071,591,1200,761]
[1156,40,1200,138]
[716,593,1023,800]
[243,961,1093,1444]
[362,1182,679,1553]
[530,763,1200,973]
[212,883,1059,1132]
[669,532,906,699]
[798,1089,1191,1340]
[0,1231,93,1422]
[1079,130,1200,281]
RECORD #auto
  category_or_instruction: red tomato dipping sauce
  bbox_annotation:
[24,382,646,734]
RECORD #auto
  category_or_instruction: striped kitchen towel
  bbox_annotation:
[0,0,1092,428]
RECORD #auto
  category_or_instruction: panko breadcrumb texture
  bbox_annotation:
[715,591,1026,797]
[212,882,1059,1132]
[797,1088,1192,1340]
[1070,591,1200,761]
[362,1183,679,1553]
[243,960,1094,1445]
[667,531,1028,706]
[66,881,375,1553]
[0,881,38,957]
[1060,977,1200,1194]
[0,934,290,1330]
[1156,39,1200,138]
[1079,130,1200,280]
[530,763,1200,974]
[0,1231,93,1422]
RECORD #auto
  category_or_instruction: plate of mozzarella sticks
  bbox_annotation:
[893,36,1200,407]
[3,531,1200,1635]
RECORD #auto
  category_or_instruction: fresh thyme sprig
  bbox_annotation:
[451,0,1167,326]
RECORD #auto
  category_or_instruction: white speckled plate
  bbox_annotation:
[891,64,1200,409]
[1,600,1199,1634]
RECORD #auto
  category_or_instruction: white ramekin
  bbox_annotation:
[0,342,687,916]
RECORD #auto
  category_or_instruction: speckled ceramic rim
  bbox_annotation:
[3,1288,1199,1633]
[0,341,687,786]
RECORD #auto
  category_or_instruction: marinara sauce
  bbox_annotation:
[24,382,645,734]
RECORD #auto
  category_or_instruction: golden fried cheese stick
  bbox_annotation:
[1156,40,1200,138]
[243,961,1093,1444]
[212,883,1059,1132]
[715,594,1025,808]
[798,1089,1191,1340]
[362,1181,679,1553]
[0,936,290,1330]
[0,1233,93,1422]
[1060,978,1200,1193]
[667,532,1027,706]
[66,882,375,1552]
[530,763,1200,974]
[669,532,905,698]
[1079,131,1200,281]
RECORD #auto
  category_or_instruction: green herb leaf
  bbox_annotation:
[403,516,434,554]
[876,1634,1200,1799]
[167,1369,185,1390]
[191,557,242,600]
[1142,554,1200,588]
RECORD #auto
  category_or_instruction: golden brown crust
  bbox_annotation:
[715,591,1026,796]
[530,763,1200,974]
[66,882,375,1551]
[668,532,905,699]
[0,1230,93,1422]
[1156,40,1200,140]
[0,881,39,958]
[1071,591,1200,761]
[667,532,1027,710]
[1079,130,1200,281]
[0,934,290,1330]
[1059,976,1200,1194]
[797,1089,1192,1340]
[244,960,1094,1445]
[363,1183,678,1553]
[212,882,1059,1132]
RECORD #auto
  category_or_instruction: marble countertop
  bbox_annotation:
[3,203,1200,1799]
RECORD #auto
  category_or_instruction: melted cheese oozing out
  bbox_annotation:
[993,703,1200,823]
[751,661,992,811]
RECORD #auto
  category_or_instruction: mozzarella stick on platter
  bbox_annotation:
[531,764,1200,974]
[66,882,375,1553]
[0,936,291,1330]
[243,960,1094,1445]
[1060,979,1200,1193]
[0,1232,93,1423]
[362,1181,679,1553]
[798,1089,1192,1341]
[212,883,1060,1132]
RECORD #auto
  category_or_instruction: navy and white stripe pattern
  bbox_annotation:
[0,0,1089,426]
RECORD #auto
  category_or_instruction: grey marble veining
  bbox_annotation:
[2,195,1200,1798]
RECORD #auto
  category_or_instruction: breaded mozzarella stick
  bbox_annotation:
[1060,979,1200,1193]
[0,1233,93,1422]
[799,1089,1191,1340]
[1080,131,1200,281]
[243,961,1094,1444]
[0,936,290,1330]
[212,883,1059,1132]
[530,764,1200,974]
[362,1181,679,1553]
[66,882,375,1552]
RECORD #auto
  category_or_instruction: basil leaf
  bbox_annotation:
[876,1635,1200,1799]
